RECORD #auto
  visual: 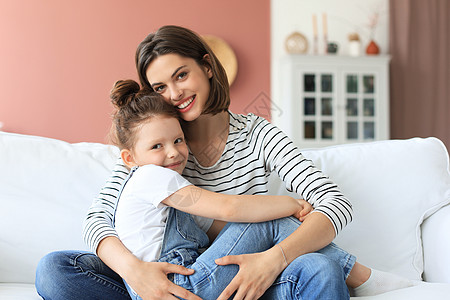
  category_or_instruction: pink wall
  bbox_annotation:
[0,0,270,143]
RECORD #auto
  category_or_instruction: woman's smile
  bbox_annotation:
[177,95,196,112]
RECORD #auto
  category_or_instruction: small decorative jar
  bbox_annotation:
[348,33,361,57]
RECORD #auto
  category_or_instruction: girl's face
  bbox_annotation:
[122,116,189,175]
[145,53,212,122]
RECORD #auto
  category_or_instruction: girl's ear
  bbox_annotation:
[202,54,213,79]
[121,149,137,168]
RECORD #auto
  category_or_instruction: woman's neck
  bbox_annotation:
[183,110,230,167]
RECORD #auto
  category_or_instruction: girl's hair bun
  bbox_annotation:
[110,80,140,108]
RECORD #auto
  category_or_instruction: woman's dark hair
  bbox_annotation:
[110,79,179,150]
[135,25,230,115]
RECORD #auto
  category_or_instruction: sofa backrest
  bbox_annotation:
[2,132,449,284]
[269,137,450,281]
[0,132,119,283]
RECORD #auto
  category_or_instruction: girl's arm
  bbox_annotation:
[161,185,311,223]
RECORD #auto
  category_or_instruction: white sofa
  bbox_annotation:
[1,131,450,299]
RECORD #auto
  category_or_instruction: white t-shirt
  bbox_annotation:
[114,164,193,262]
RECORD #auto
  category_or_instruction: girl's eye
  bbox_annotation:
[174,137,184,144]
[152,144,162,150]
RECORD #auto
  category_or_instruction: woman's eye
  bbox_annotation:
[177,72,187,80]
[154,85,165,93]
[152,144,162,149]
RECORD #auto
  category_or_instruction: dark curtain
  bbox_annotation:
[389,0,450,149]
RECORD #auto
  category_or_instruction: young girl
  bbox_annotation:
[110,79,343,299]
[36,25,416,300]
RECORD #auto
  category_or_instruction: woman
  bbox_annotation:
[36,25,414,300]
[109,80,324,299]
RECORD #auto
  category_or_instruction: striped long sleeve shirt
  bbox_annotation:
[83,111,353,253]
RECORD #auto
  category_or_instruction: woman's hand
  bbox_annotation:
[125,261,202,300]
[294,199,313,222]
[97,237,202,300]
[215,247,286,300]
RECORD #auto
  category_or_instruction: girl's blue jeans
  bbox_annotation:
[36,209,355,300]
[124,208,355,300]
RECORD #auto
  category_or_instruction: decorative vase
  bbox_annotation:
[366,40,380,55]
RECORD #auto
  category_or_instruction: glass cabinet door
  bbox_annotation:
[344,73,376,141]
[302,73,336,142]
[279,55,389,148]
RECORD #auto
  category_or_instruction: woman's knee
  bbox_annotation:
[36,250,129,300]
[36,251,74,297]
[36,251,73,280]
[35,251,94,297]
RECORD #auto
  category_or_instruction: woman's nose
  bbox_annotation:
[170,87,183,101]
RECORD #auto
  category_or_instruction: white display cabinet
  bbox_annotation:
[277,55,390,148]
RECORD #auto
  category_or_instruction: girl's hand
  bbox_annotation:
[215,247,286,300]
[126,261,202,300]
[293,199,313,222]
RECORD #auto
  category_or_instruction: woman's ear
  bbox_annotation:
[202,54,213,79]
[121,149,137,168]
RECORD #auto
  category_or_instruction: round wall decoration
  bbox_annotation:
[285,32,308,54]
[202,35,238,86]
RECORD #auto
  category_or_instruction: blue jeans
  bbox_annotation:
[124,208,355,300]
[35,250,131,300]
[35,211,355,300]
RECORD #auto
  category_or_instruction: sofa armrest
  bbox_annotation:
[422,203,450,283]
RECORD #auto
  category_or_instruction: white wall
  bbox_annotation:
[271,0,389,125]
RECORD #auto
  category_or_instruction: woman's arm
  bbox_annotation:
[264,120,353,234]
[162,185,311,223]
[216,116,352,299]
[97,237,201,300]
[82,158,129,251]
[83,159,201,300]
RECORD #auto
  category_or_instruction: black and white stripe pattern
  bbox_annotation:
[83,160,129,252]
[83,111,353,253]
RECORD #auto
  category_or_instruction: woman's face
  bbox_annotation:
[146,53,212,122]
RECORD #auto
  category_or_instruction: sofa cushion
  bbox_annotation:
[350,282,450,300]
[272,138,450,281]
[0,132,119,283]
[0,283,41,300]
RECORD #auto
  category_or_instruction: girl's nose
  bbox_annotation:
[167,146,180,159]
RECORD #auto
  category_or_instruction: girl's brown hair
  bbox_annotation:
[110,79,179,150]
[135,25,230,115]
